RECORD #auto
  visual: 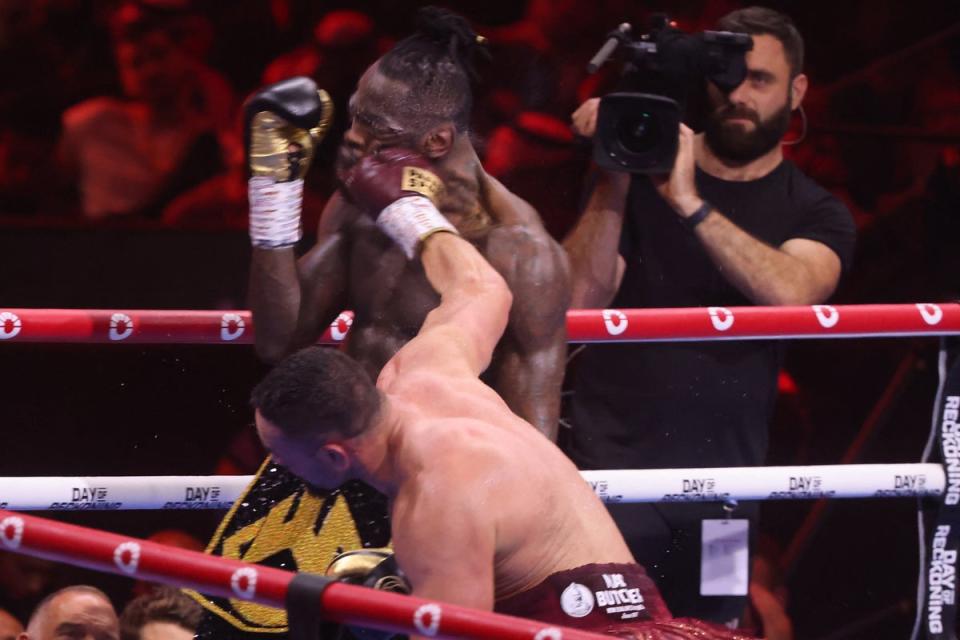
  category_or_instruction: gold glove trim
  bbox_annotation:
[311,89,335,142]
[326,548,411,594]
[401,166,443,203]
[325,547,393,580]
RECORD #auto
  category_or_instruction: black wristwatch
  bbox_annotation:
[682,201,713,231]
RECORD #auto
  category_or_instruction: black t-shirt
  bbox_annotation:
[568,160,856,470]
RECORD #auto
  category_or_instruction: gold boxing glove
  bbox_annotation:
[325,547,411,594]
[326,548,411,640]
[245,76,334,248]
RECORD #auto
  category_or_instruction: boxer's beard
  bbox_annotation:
[703,92,793,164]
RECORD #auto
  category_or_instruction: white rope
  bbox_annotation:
[0,463,945,511]
[0,475,250,511]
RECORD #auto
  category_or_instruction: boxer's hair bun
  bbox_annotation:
[413,6,489,81]
[378,6,489,132]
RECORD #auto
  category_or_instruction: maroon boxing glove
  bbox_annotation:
[342,149,458,258]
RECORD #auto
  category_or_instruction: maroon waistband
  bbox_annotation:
[494,562,672,630]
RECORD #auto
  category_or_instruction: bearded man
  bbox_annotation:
[564,6,855,628]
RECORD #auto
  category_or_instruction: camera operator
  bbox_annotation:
[563,7,855,628]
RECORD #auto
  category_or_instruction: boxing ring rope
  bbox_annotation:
[0,463,943,511]
[0,302,957,344]
[0,509,606,640]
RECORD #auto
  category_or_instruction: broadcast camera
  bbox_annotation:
[589,15,752,174]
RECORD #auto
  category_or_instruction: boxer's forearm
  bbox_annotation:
[248,248,301,363]
[419,232,512,373]
[421,232,512,309]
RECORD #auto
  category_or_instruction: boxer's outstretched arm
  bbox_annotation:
[387,232,513,378]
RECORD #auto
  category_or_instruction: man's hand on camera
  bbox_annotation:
[651,124,704,218]
[571,98,601,138]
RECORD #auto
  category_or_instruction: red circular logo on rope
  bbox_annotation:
[708,307,735,332]
[113,542,141,574]
[535,629,563,640]
[330,313,353,342]
[916,303,943,326]
[601,310,628,336]
[109,313,134,341]
[231,567,258,599]
[413,603,441,637]
[0,312,22,340]
[0,516,24,549]
[812,305,840,329]
[220,313,246,341]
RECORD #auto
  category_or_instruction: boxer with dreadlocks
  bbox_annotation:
[248,6,568,438]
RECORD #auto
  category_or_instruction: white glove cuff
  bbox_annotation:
[376,196,458,259]
[248,177,304,249]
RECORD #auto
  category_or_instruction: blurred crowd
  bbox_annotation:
[0,0,955,282]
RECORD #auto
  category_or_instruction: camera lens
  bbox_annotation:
[615,112,662,154]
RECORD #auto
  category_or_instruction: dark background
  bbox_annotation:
[1,0,959,638]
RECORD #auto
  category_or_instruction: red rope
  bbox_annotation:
[0,303,957,344]
[0,509,607,640]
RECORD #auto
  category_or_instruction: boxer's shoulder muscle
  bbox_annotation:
[479,172,543,228]
[481,178,570,345]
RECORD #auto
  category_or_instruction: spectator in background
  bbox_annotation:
[0,1,115,216]
[0,609,22,640]
[483,112,587,239]
[263,9,379,90]
[925,147,960,300]
[119,587,201,640]
[480,0,629,131]
[0,552,63,626]
[477,0,631,239]
[59,2,237,221]
[131,531,204,598]
[17,586,118,640]
[263,9,381,185]
[164,9,379,229]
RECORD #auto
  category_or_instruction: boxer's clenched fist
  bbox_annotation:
[246,76,333,249]
[341,148,458,258]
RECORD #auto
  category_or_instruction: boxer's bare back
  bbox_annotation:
[381,355,635,609]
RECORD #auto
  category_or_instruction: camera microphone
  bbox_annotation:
[587,23,631,74]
